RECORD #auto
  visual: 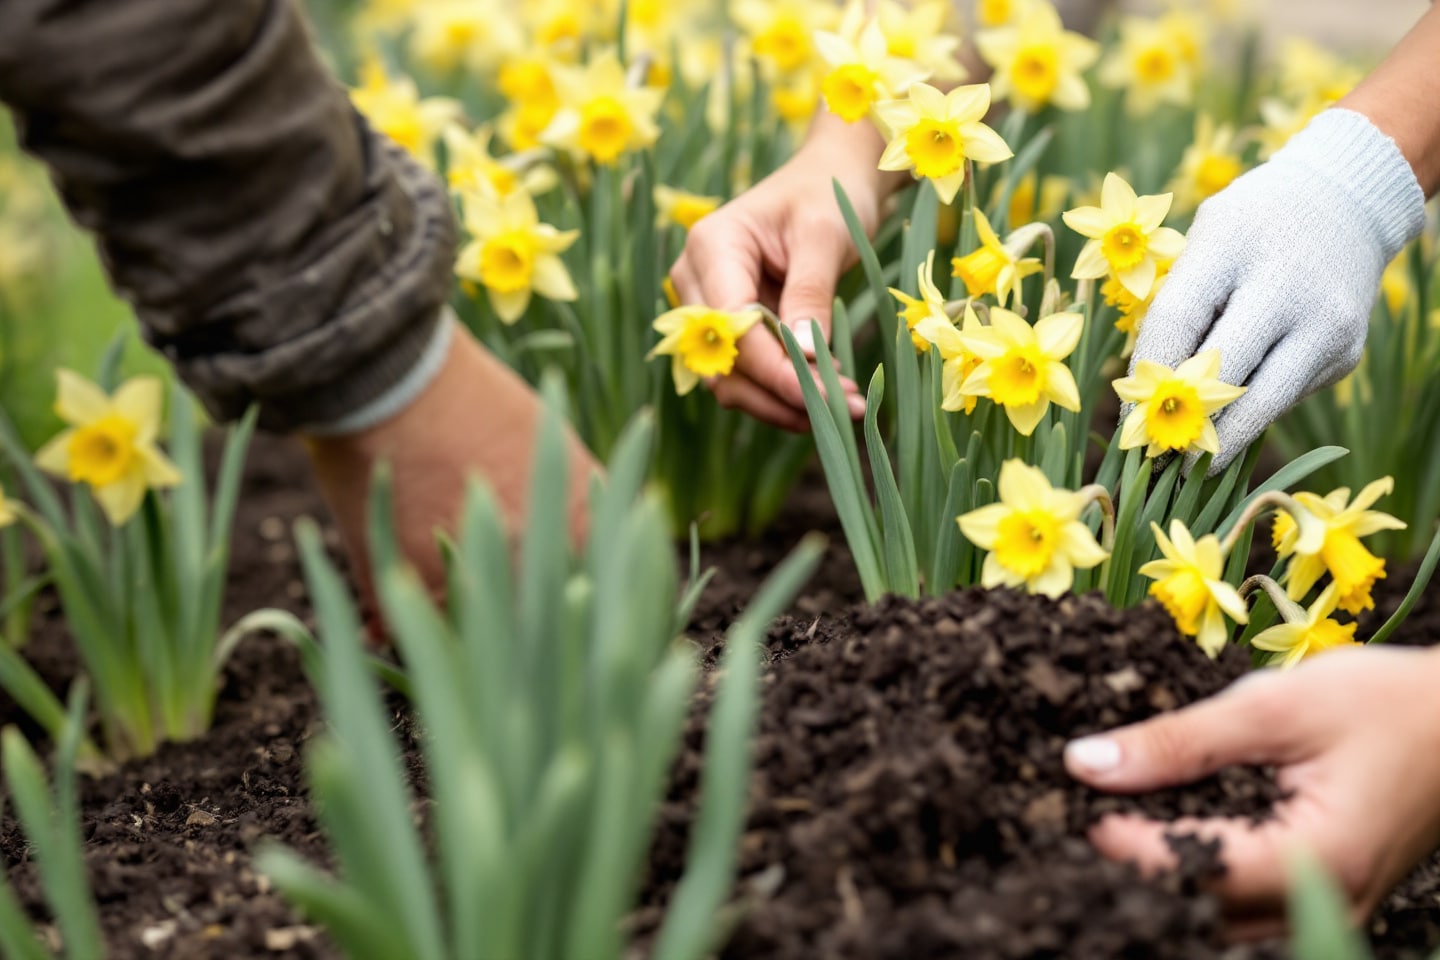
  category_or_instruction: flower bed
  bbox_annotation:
[3,434,1438,959]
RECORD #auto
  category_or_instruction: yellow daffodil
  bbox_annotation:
[1157,8,1208,70]
[1256,95,1325,160]
[1277,38,1363,107]
[495,56,561,151]
[35,372,182,526]
[875,83,1013,205]
[958,460,1108,597]
[998,171,1071,230]
[731,0,838,76]
[975,0,1036,30]
[1381,253,1414,317]
[771,66,827,133]
[890,251,951,353]
[408,2,522,75]
[1113,350,1246,458]
[1251,583,1360,669]
[1099,16,1194,116]
[518,0,598,58]
[648,306,763,395]
[1141,520,1248,658]
[542,50,664,165]
[875,0,966,82]
[455,188,579,323]
[976,0,1100,114]
[0,484,15,529]
[1101,257,1172,356]
[1167,115,1245,215]
[654,186,722,231]
[815,6,929,123]
[956,305,1083,436]
[914,302,986,415]
[1064,172,1186,300]
[951,209,1043,306]
[442,124,556,200]
[1273,478,1406,615]
[349,59,462,169]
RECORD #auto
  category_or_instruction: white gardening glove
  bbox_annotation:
[1131,108,1427,469]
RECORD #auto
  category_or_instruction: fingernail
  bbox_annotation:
[791,324,815,355]
[1065,736,1122,773]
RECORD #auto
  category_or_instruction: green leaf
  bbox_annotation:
[864,369,920,598]
[1369,523,1440,645]
[1287,852,1372,960]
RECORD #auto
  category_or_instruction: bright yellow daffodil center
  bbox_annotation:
[1101,222,1149,272]
[990,345,1046,406]
[1150,568,1209,636]
[886,32,917,59]
[995,509,1061,579]
[578,96,634,164]
[1196,154,1241,198]
[67,413,138,487]
[676,313,741,378]
[905,119,966,179]
[755,16,812,72]
[978,0,1013,28]
[954,246,1008,298]
[478,231,537,293]
[1320,531,1386,614]
[1135,46,1177,85]
[499,61,557,107]
[1143,381,1206,451]
[1012,45,1060,103]
[823,64,880,123]
[669,196,720,230]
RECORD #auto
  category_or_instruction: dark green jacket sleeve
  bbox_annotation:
[0,0,456,431]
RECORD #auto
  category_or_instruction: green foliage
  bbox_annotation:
[259,395,823,960]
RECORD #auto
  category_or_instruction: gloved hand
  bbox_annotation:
[1130,109,1427,469]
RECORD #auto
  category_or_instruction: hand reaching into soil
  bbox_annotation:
[668,113,898,432]
[1064,645,1440,939]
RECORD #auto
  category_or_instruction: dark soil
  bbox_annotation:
[1,435,1438,958]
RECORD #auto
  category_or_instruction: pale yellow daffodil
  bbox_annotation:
[648,306,763,395]
[1099,16,1194,116]
[1273,478,1406,615]
[976,0,1099,114]
[956,305,1083,436]
[349,59,462,169]
[874,82,1013,205]
[815,7,930,123]
[914,302,986,415]
[455,188,579,323]
[1167,115,1245,216]
[951,209,1043,307]
[1251,583,1360,669]
[1113,350,1247,458]
[1064,172,1186,300]
[542,50,664,165]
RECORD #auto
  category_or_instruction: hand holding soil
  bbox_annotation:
[1069,645,1440,940]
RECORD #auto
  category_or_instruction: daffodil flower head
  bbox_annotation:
[442,124,557,200]
[1098,15,1195,116]
[35,371,182,526]
[542,49,665,165]
[951,209,1044,307]
[1278,38,1363,106]
[874,83,1014,205]
[1102,257,1172,356]
[1272,477,1406,615]
[1167,115,1244,215]
[731,0,839,75]
[1251,583,1360,669]
[455,187,579,323]
[654,186,722,231]
[1063,172,1186,300]
[889,250,950,353]
[958,460,1109,597]
[914,302,986,415]
[1113,350,1246,458]
[815,4,930,123]
[408,1,523,75]
[875,0,966,82]
[648,306,763,395]
[1139,520,1248,658]
[975,0,1036,30]
[349,58,462,169]
[975,0,1099,114]
[956,305,1083,435]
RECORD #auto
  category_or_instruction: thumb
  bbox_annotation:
[1064,672,1303,792]
[777,236,846,357]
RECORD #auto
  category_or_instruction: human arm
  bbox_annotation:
[1129,4,1440,469]
[1065,646,1440,938]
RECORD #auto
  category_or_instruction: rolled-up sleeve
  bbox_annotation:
[0,0,457,431]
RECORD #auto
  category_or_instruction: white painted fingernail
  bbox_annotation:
[791,324,815,354]
[1066,736,1122,773]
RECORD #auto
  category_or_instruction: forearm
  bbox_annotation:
[1339,2,1440,197]
[0,0,456,432]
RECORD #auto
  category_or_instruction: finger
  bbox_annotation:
[733,322,865,415]
[1130,235,1236,372]
[1194,286,1288,389]
[1207,336,1324,470]
[1064,671,1305,793]
[1088,815,1293,919]
[709,371,816,433]
[687,219,766,311]
[777,231,849,358]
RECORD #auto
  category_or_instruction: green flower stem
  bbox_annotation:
[1239,575,1308,625]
